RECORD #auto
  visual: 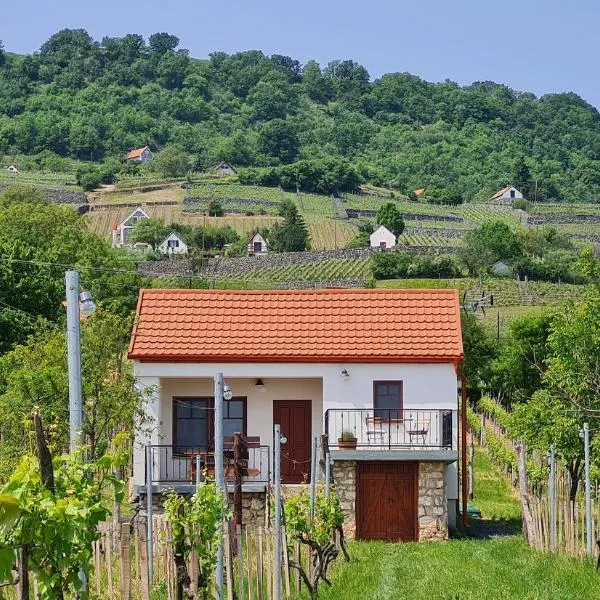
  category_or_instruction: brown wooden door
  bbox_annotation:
[357,462,417,541]
[273,400,312,484]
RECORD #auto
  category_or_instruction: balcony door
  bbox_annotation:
[273,400,312,483]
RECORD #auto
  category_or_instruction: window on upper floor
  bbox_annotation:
[373,381,403,420]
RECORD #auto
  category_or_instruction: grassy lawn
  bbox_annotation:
[300,448,600,600]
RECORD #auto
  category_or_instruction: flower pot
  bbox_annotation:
[338,437,357,450]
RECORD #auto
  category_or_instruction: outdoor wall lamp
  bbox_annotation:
[341,369,350,379]
[223,384,233,400]
[255,378,266,392]
[79,290,96,318]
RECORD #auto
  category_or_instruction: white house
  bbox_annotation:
[215,162,237,177]
[111,207,150,248]
[247,232,268,256]
[6,165,20,174]
[491,261,511,277]
[158,232,188,256]
[490,185,523,203]
[126,146,154,164]
[370,225,397,250]
[128,288,464,542]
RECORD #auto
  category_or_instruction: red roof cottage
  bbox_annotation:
[129,288,465,541]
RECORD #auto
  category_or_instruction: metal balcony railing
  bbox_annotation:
[325,408,454,450]
[146,444,271,486]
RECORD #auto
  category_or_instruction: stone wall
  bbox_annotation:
[331,460,448,542]
[418,461,448,540]
[332,460,356,539]
[139,490,267,526]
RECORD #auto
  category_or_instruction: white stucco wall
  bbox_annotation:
[369,226,397,249]
[158,233,188,255]
[497,187,523,201]
[132,362,459,498]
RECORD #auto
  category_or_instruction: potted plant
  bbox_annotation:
[338,430,358,450]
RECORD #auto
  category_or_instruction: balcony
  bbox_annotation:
[325,408,455,461]
[143,443,271,493]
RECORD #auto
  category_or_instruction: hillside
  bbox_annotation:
[1,30,600,202]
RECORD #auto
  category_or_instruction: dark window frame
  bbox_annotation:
[373,380,403,421]
[172,396,247,451]
[254,241,262,252]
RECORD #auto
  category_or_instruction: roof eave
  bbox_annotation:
[127,353,464,364]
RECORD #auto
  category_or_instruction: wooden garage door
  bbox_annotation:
[357,462,418,541]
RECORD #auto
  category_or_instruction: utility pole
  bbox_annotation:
[65,270,83,453]
[273,424,282,600]
[214,373,225,600]
[582,423,592,557]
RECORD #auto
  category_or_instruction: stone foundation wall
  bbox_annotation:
[139,491,267,526]
[332,460,357,539]
[418,461,448,540]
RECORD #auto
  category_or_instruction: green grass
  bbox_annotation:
[472,447,521,531]
[299,447,600,600]
[305,538,600,600]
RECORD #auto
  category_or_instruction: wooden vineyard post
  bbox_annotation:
[94,539,101,594]
[224,523,235,600]
[120,523,131,600]
[17,545,29,600]
[138,521,151,600]
[233,433,244,547]
[293,543,300,596]
[257,526,264,600]
[106,527,114,599]
[246,526,254,600]
[516,443,537,546]
[237,525,245,600]
[282,525,291,599]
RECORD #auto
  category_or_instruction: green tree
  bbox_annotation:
[376,202,405,236]
[208,199,224,217]
[0,40,5,67]
[270,199,310,252]
[0,311,147,472]
[257,119,299,163]
[460,220,525,275]
[0,184,46,206]
[460,312,497,391]
[148,32,179,55]
[130,217,169,249]
[152,144,190,178]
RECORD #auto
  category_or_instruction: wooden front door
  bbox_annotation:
[273,400,312,484]
[357,462,418,541]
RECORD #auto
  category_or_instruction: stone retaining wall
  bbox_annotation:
[139,491,267,526]
[332,461,357,539]
[418,461,448,541]
[204,248,375,276]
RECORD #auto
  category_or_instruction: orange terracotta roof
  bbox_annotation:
[491,185,513,200]
[126,147,147,159]
[128,288,463,364]
[413,188,426,196]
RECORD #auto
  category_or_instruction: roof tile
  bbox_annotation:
[128,288,463,363]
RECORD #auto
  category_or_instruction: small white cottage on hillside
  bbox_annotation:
[370,225,397,250]
[126,146,154,164]
[6,165,20,174]
[247,232,268,256]
[112,207,150,248]
[158,232,188,256]
[128,288,465,542]
[490,185,523,203]
[215,162,237,177]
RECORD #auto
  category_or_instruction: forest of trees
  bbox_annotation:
[1,30,600,201]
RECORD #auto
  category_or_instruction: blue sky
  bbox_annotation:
[2,0,599,108]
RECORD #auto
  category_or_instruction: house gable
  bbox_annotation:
[121,207,150,228]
